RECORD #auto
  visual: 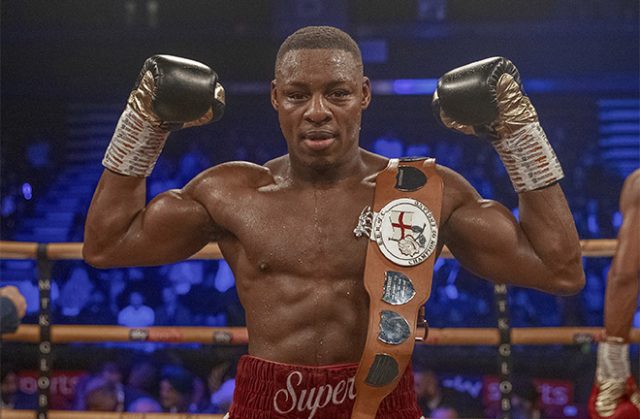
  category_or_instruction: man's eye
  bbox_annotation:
[288,93,306,100]
[330,90,350,98]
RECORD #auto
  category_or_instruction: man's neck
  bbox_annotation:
[288,149,367,187]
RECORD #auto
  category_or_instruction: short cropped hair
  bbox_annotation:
[275,26,363,76]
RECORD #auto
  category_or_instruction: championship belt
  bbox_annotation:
[351,158,442,418]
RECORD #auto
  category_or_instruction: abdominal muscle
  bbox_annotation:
[238,273,370,366]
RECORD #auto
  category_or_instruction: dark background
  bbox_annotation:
[1,1,638,416]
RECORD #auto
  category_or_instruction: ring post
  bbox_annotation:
[494,283,513,419]
[36,243,52,419]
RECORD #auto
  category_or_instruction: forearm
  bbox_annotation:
[83,169,147,266]
[604,272,638,340]
[518,183,584,294]
[603,202,640,339]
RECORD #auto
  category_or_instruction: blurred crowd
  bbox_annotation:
[1,356,235,414]
[0,99,634,417]
[2,353,556,417]
[1,111,632,332]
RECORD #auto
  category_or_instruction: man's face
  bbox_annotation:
[271,48,371,171]
[1,372,18,401]
[413,371,439,399]
[159,379,185,410]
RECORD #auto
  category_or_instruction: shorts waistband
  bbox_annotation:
[228,355,421,419]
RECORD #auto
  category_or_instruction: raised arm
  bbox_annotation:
[433,57,584,295]
[590,169,640,419]
[604,169,640,339]
[83,55,225,268]
[440,167,583,295]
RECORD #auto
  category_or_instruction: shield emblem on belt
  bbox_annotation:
[372,198,438,266]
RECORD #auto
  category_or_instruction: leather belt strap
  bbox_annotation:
[351,158,443,418]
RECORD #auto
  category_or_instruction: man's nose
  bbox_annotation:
[304,94,331,124]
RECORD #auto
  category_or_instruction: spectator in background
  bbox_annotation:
[154,286,192,326]
[9,277,59,326]
[83,376,122,412]
[159,365,196,413]
[161,260,204,295]
[79,287,116,324]
[58,263,94,323]
[117,291,154,327]
[188,260,245,327]
[201,361,235,413]
[413,368,484,418]
[212,259,235,293]
[0,286,26,334]
[74,361,148,412]
[0,364,37,409]
[190,373,209,413]
[510,377,542,419]
[100,268,127,317]
[126,358,159,398]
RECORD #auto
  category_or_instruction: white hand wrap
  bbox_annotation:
[596,338,630,383]
[492,122,564,193]
[102,105,170,177]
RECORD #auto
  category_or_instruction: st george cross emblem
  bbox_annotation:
[354,198,438,266]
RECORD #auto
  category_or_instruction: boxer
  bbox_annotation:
[84,26,584,418]
[589,169,640,418]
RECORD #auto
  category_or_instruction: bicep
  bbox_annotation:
[114,188,215,266]
[444,198,538,284]
[440,170,544,288]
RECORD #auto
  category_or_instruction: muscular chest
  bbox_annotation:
[230,185,373,277]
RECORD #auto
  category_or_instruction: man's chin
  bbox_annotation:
[303,155,336,171]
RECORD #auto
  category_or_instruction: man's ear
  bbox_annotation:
[270,80,279,111]
[361,76,372,109]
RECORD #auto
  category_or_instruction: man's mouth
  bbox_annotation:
[302,131,336,151]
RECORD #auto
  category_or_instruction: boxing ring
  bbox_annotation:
[0,239,635,418]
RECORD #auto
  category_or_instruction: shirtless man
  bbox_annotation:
[589,168,640,418]
[84,26,584,418]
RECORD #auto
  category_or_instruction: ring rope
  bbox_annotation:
[0,410,225,419]
[5,324,639,345]
[0,238,628,416]
[0,239,618,260]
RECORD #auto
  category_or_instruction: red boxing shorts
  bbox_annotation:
[228,355,423,418]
